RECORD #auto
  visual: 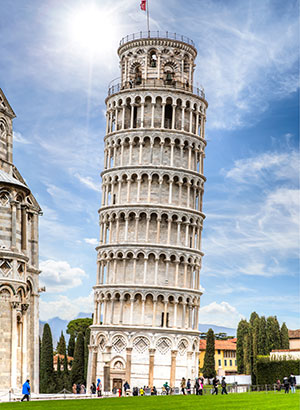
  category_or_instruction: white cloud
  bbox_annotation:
[203,148,299,278]
[195,2,298,129]
[13,131,31,144]
[204,186,299,276]
[75,173,101,192]
[39,260,87,292]
[39,292,93,321]
[225,151,299,184]
[84,237,98,246]
[199,301,244,328]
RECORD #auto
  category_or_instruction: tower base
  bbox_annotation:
[87,326,199,391]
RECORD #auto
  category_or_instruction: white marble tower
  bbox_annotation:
[87,32,208,391]
[0,89,42,393]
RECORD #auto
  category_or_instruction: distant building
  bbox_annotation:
[0,89,42,393]
[53,354,73,371]
[289,329,300,349]
[270,349,300,360]
[199,339,237,377]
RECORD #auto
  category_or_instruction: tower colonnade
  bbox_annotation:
[87,33,208,391]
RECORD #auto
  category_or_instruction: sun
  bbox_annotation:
[67,3,117,55]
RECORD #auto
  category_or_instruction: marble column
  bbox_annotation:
[125,347,133,385]
[170,350,178,387]
[148,349,156,387]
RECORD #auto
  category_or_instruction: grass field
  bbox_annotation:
[1,392,299,410]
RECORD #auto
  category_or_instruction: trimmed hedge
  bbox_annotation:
[256,356,300,384]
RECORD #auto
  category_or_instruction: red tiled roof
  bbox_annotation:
[199,339,237,351]
[288,329,300,339]
[271,349,300,352]
[53,354,73,364]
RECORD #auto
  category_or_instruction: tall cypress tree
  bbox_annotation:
[84,327,91,384]
[236,319,249,374]
[68,333,75,357]
[251,317,260,384]
[61,341,71,391]
[273,317,281,350]
[243,326,251,375]
[40,324,56,393]
[266,316,281,352]
[57,331,66,355]
[280,322,289,349]
[39,336,42,382]
[258,316,269,354]
[249,311,259,327]
[202,328,216,379]
[71,332,85,385]
[56,355,63,392]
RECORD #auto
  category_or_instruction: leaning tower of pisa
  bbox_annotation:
[87,31,208,392]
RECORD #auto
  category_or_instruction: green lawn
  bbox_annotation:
[1,392,299,410]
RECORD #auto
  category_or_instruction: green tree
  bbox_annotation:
[202,328,216,379]
[68,333,75,357]
[249,312,259,327]
[61,340,72,391]
[67,318,93,338]
[71,332,85,385]
[57,331,66,355]
[39,336,41,381]
[243,325,252,375]
[236,319,249,374]
[40,324,56,393]
[84,327,91,383]
[258,316,268,355]
[56,355,63,392]
[266,316,281,352]
[280,322,290,349]
[251,317,260,384]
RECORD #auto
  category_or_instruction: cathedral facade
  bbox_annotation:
[0,90,41,393]
[87,32,208,391]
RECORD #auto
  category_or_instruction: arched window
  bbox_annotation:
[149,50,157,67]
[135,66,142,85]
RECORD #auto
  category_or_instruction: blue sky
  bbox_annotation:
[0,0,298,329]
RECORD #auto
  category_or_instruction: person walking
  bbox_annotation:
[221,377,228,395]
[90,382,96,394]
[212,376,219,395]
[283,377,290,394]
[180,377,186,395]
[96,379,102,397]
[123,381,130,395]
[21,380,30,402]
[187,378,191,394]
[199,377,204,396]
[276,379,281,392]
[163,381,170,395]
[289,374,296,393]
[195,378,200,395]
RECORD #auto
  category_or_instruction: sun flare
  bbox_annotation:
[67,4,116,55]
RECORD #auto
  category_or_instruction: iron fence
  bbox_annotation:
[108,79,205,99]
[119,31,195,47]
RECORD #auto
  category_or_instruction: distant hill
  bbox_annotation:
[39,312,92,346]
[198,323,236,337]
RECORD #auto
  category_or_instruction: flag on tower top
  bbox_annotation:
[140,0,146,11]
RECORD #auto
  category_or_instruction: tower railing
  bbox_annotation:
[108,78,205,99]
[119,31,195,47]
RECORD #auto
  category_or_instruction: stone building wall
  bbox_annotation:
[87,34,208,391]
[0,89,41,393]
